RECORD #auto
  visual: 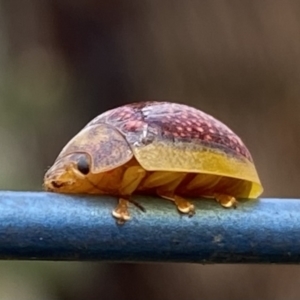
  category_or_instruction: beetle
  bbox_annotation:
[44,101,263,222]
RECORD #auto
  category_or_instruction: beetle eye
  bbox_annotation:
[77,156,90,175]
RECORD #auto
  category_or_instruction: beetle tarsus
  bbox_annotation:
[157,191,195,216]
[174,195,195,215]
[112,198,131,224]
[214,194,238,208]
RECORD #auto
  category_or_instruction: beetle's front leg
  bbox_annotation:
[112,198,131,224]
[112,166,146,223]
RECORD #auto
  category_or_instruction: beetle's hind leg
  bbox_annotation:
[214,193,238,208]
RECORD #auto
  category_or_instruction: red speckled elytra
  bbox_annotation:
[44,101,263,223]
[90,101,252,161]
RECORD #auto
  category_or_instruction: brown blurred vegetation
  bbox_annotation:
[1,0,300,299]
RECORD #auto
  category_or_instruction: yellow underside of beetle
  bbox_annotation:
[131,139,263,198]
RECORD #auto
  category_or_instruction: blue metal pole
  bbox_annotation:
[0,191,299,263]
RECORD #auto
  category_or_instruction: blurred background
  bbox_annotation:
[1,0,300,299]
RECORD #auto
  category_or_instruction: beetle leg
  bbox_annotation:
[119,166,147,195]
[112,198,131,224]
[152,172,194,215]
[112,166,147,223]
[157,190,195,216]
[214,193,238,208]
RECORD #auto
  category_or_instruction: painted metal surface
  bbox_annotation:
[0,191,299,263]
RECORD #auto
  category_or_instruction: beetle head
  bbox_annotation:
[43,152,95,193]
